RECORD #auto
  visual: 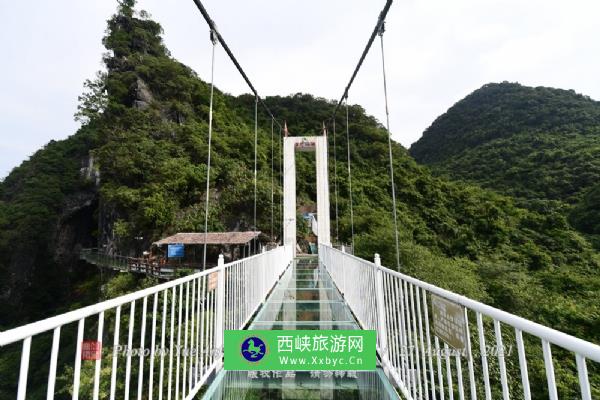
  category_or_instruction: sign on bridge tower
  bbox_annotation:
[283,135,331,255]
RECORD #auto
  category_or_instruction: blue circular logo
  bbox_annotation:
[241,336,266,362]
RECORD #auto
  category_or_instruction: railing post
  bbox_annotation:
[215,254,225,369]
[374,253,389,364]
[262,247,267,300]
[340,245,346,295]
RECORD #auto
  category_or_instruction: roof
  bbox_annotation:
[153,231,261,246]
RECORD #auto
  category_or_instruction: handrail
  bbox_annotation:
[0,245,293,400]
[384,265,600,363]
[0,265,217,346]
[1,248,288,345]
[319,243,598,400]
[323,245,600,362]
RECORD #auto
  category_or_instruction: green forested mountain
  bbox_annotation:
[1,0,599,335]
[409,81,600,246]
[570,183,600,248]
[410,82,600,202]
[0,3,599,397]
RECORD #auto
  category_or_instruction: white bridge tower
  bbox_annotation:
[283,135,331,255]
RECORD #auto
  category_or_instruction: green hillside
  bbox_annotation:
[2,0,599,333]
[409,81,600,246]
[410,82,600,202]
[0,3,599,397]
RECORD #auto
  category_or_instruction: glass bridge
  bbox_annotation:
[2,246,598,399]
[202,256,399,399]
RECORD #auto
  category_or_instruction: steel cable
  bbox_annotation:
[379,23,401,270]
[202,32,217,270]
[345,98,355,252]
[332,119,340,244]
[270,117,274,241]
[253,96,258,254]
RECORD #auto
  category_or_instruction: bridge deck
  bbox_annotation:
[202,256,399,399]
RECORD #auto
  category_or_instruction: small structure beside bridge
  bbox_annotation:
[80,231,262,279]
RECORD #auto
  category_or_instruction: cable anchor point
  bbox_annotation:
[378,20,386,37]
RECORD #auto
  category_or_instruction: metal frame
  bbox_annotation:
[0,246,292,400]
[319,244,599,400]
[283,136,331,254]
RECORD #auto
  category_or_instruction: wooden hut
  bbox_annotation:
[152,231,262,269]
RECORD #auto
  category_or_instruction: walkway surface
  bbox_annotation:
[203,256,399,399]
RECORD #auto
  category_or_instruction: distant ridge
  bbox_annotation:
[410,81,600,203]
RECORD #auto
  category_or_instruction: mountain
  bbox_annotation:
[410,82,600,202]
[1,0,599,329]
[409,82,600,245]
[0,3,599,396]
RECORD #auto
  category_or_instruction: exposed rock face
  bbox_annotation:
[0,152,101,324]
[97,200,122,256]
[1,187,98,325]
[54,191,98,269]
[80,154,100,185]
[134,77,153,109]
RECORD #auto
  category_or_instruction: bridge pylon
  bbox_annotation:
[283,136,331,255]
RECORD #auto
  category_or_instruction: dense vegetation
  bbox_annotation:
[0,126,100,323]
[409,82,600,248]
[410,82,600,203]
[570,183,600,248]
[0,2,598,397]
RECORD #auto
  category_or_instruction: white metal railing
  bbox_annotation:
[319,244,600,400]
[0,245,292,400]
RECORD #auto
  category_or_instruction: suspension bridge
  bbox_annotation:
[1,0,599,399]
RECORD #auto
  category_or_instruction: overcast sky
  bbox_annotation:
[1,0,599,179]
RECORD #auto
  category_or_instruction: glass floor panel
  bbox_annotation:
[254,301,355,323]
[287,273,330,281]
[281,279,335,289]
[202,257,399,399]
[292,266,321,271]
[249,322,360,330]
[203,369,398,400]
[268,288,344,302]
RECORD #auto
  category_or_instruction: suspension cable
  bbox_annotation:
[270,117,274,241]
[379,23,401,270]
[332,118,340,243]
[191,0,281,129]
[202,31,217,271]
[345,98,355,252]
[253,96,258,253]
[279,125,283,242]
[333,0,393,118]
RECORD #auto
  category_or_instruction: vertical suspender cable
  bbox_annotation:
[379,23,401,270]
[253,95,258,254]
[330,0,393,254]
[279,126,283,242]
[332,119,340,244]
[191,0,285,251]
[202,31,217,271]
[345,98,355,252]
[270,117,274,241]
